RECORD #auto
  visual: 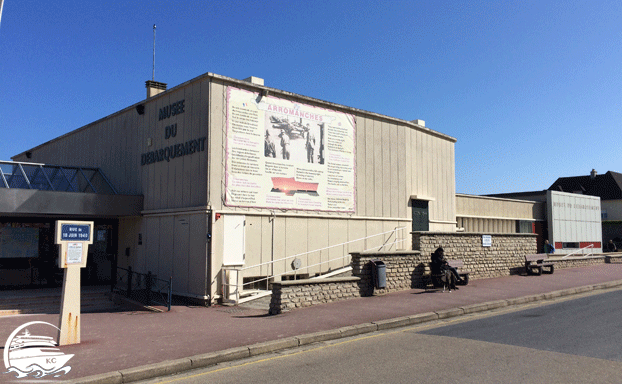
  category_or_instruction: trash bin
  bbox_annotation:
[370,260,386,289]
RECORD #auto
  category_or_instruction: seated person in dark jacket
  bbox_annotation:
[606,240,617,253]
[430,247,464,288]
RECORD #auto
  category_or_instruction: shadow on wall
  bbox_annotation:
[410,263,429,289]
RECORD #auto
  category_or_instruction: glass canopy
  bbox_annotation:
[0,160,117,195]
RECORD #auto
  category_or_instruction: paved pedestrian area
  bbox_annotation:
[1,263,622,383]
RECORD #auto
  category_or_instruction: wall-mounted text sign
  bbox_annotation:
[55,220,93,269]
[60,224,91,241]
[159,99,185,121]
[140,137,207,166]
[482,235,492,247]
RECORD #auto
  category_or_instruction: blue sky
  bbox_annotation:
[1,0,620,195]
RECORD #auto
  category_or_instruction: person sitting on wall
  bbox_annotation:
[543,240,555,254]
[430,247,464,289]
[606,240,618,253]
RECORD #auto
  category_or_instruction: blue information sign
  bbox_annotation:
[60,224,91,241]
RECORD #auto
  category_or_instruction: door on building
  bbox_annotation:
[84,222,117,285]
[223,215,246,266]
[174,215,190,293]
[412,200,429,232]
[222,215,245,301]
[533,221,547,254]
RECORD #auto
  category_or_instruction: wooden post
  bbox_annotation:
[55,221,93,346]
[58,266,81,345]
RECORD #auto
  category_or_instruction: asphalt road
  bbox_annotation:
[139,289,622,384]
[419,287,622,362]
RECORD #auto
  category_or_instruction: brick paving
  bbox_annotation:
[1,263,621,382]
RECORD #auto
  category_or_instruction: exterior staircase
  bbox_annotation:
[237,266,355,311]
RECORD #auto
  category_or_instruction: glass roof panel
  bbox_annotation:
[0,161,117,195]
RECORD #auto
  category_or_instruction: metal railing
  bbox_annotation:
[112,266,172,311]
[561,244,595,259]
[221,226,408,304]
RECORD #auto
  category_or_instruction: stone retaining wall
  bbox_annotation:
[267,242,620,315]
[412,232,538,279]
[551,255,615,269]
[269,277,361,315]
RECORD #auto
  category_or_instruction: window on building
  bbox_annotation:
[516,220,533,234]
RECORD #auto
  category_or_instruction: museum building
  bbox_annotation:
[3,72,458,303]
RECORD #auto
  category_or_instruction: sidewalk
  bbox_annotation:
[2,263,622,384]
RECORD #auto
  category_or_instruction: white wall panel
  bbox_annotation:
[547,190,602,250]
[188,213,207,296]
[328,220,348,269]
[174,215,190,293]
[286,217,309,275]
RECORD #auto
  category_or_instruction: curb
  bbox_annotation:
[65,280,622,384]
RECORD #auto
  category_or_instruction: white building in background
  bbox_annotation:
[547,190,602,253]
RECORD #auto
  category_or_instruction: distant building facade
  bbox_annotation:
[480,169,622,252]
[549,169,622,248]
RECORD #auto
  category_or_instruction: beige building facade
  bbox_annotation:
[455,193,544,234]
[12,72,458,303]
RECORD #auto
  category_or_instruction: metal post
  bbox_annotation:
[167,276,172,311]
[127,266,133,298]
[221,269,225,299]
[110,268,115,293]
[235,270,240,304]
[0,0,5,28]
[270,211,275,290]
[152,25,156,81]
[146,271,152,305]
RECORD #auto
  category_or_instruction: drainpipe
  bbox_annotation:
[206,208,212,305]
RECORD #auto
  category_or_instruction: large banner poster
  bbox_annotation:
[225,87,356,212]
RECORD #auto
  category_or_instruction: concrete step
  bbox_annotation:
[0,289,124,317]
[239,291,272,310]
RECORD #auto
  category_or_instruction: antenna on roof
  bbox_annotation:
[0,0,5,28]
[152,24,156,81]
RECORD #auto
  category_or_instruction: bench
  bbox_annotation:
[446,260,471,285]
[524,254,555,275]
[427,259,471,292]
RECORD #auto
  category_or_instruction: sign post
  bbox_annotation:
[55,220,93,346]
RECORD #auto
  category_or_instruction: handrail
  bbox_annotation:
[562,244,595,259]
[241,227,407,271]
[221,227,407,304]
[112,266,172,311]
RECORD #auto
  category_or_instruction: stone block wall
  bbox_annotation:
[269,277,361,315]
[412,232,538,279]
[350,251,429,295]
[267,236,617,315]
[552,255,609,269]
